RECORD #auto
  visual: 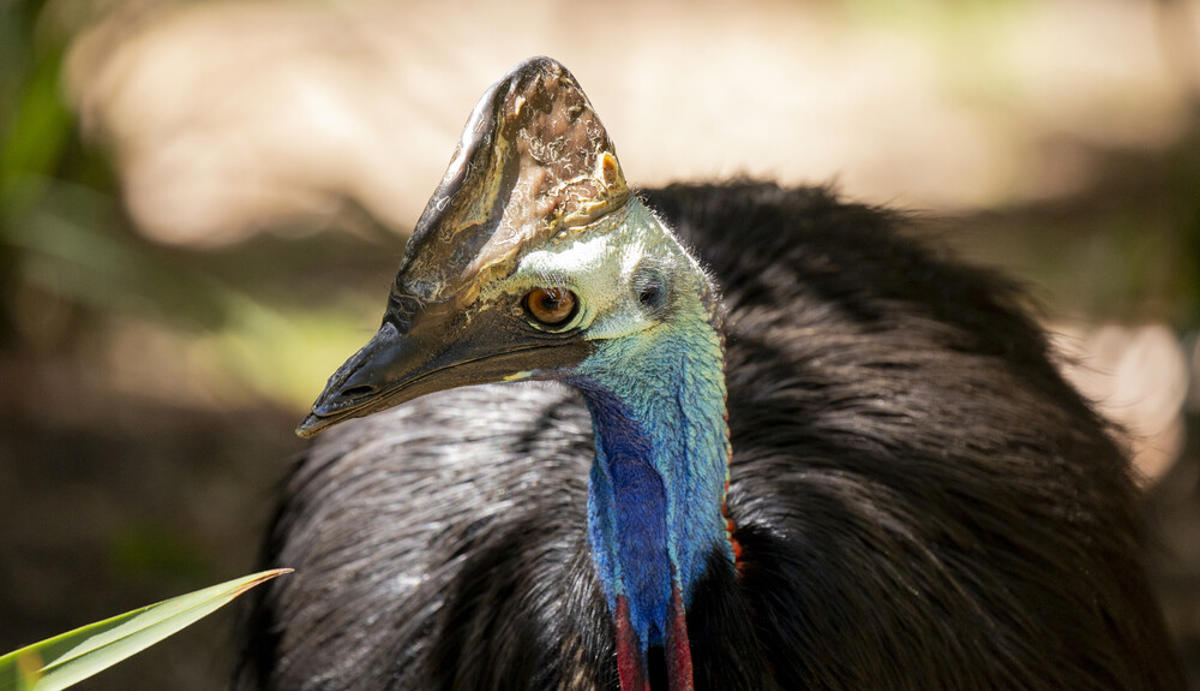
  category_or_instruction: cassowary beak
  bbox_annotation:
[296,301,590,438]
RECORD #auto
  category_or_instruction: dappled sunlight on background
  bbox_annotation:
[61,0,1200,243]
[1053,322,1190,482]
[2,0,1198,688]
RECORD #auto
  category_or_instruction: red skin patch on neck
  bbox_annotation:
[615,592,696,691]
[720,480,745,575]
[666,586,695,691]
[615,596,649,691]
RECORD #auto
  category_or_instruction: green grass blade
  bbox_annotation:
[0,568,291,691]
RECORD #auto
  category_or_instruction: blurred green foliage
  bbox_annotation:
[0,0,231,333]
[0,1,381,410]
[107,522,215,585]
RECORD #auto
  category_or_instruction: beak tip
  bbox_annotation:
[295,413,325,439]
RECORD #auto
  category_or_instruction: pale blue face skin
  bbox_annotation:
[482,201,735,650]
[479,203,698,343]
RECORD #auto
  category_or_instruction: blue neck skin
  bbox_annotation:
[569,321,733,651]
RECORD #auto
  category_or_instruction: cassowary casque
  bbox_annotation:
[237,57,1183,691]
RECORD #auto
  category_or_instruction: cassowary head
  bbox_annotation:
[298,57,718,436]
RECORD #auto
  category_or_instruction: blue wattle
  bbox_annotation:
[581,386,674,645]
[570,325,733,651]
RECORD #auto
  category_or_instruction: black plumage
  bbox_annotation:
[237,181,1182,690]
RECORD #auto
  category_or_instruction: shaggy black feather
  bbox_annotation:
[236,182,1183,690]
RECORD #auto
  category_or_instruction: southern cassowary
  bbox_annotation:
[236,57,1183,690]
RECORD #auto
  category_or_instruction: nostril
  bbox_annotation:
[339,385,376,398]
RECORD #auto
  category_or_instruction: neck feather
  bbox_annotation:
[571,315,733,652]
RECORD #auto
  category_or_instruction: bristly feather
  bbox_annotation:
[236,181,1182,691]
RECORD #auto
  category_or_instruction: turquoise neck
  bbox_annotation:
[570,318,733,651]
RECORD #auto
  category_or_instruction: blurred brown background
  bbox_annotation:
[1,0,1198,688]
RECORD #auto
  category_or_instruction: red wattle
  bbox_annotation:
[666,586,695,691]
[615,596,649,691]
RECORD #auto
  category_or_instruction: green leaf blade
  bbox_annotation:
[0,568,291,691]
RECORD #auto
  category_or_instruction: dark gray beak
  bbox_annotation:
[296,301,591,438]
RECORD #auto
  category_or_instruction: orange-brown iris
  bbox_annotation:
[523,287,577,326]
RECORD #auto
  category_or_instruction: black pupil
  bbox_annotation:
[528,288,573,324]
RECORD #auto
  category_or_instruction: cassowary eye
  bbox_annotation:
[523,287,578,327]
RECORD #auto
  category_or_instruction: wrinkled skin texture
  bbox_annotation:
[237,182,1183,691]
